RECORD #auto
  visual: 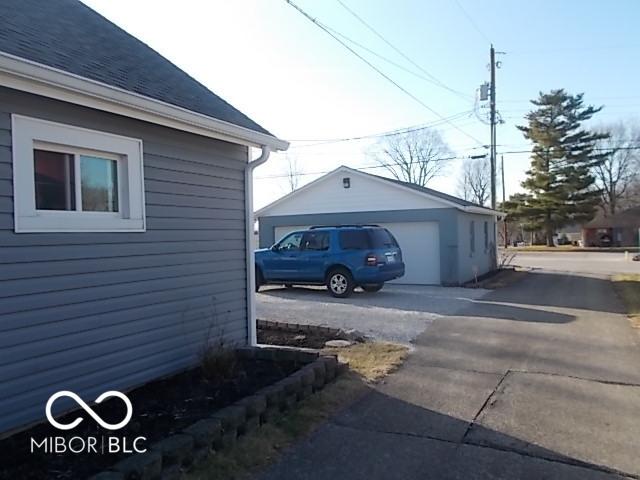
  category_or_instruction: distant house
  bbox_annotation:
[0,0,287,435]
[256,166,501,286]
[583,207,640,247]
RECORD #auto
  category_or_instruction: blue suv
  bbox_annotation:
[255,225,405,298]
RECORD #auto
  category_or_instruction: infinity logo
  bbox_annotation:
[45,391,132,431]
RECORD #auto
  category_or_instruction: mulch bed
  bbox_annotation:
[0,356,298,480]
[257,325,344,349]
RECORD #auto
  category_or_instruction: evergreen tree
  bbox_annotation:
[516,89,607,246]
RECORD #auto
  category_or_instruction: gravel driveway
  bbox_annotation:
[256,284,489,344]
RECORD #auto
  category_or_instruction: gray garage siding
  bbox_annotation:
[0,87,249,434]
[258,209,460,285]
[457,211,496,284]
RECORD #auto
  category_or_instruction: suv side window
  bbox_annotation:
[301,231,330,251]
[278,232,303,251]
[339,230,370,250]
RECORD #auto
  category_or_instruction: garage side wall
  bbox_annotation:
[0,88,249,434]
[456,211,497,283]
[258,209,460,285]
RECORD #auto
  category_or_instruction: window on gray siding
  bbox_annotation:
[470,220,475,253]
[484,221,489,250]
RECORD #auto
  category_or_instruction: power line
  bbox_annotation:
[284,0,484,146]
[255,154,467,180]
[323,24,468,94]
[452,0,492,44]
[288,110,474,147]
[335,0,472,101]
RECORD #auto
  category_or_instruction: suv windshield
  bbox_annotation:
[339,228,398,250]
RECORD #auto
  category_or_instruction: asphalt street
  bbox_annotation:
[509,251,640,276]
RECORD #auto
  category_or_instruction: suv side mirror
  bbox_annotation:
[270,244,280,252]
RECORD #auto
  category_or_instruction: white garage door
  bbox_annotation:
[379,222,440,285]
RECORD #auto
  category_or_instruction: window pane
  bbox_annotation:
[278,233,303,251]
[368,229,398,248]
[339,230,370,250]
[34,149,75,210]
[80,156,119,212]
[302,232,330,251]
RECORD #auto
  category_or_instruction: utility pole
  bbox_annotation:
[501,154,507,247]
[489,44,497,211]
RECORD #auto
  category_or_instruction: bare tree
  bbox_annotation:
[457,156,490,205]
[371,129,453,187]
[593,122,640,215]
[283,155,302,192]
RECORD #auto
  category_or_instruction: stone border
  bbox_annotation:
[257,319,367,343]
[89,347,347,480]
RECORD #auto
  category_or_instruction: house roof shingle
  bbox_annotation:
[0,0,274,137]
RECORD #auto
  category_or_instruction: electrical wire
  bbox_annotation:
[284,0,485,146]
[335,0,472,101]
[258,144,640,179]
[452,0,492,45]
[323,24,468,94]
[288,110,474,147]
[255,154,466,180]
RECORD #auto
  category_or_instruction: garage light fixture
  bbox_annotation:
[343,177,351,188]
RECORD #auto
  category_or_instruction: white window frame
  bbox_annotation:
[12,115,146,233]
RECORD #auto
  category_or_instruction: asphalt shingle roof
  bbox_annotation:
[0,0,273,136]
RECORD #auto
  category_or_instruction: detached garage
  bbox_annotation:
[256,166,501,286]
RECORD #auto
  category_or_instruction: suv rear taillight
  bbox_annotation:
[365,254,378,266]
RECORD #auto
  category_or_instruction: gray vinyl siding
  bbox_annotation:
[0,87,249,435]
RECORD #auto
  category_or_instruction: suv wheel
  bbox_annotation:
[362,283,384,293]
[327,268,354,298]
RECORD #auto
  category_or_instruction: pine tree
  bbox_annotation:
[516,89,607,246]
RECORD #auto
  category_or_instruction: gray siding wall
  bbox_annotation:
[456,211,496,283]
[0,87,249,434]
[258,209,460,285]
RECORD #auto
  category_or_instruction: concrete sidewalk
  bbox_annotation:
[256,270,640,479]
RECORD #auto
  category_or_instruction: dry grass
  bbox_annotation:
[186,342,409,480]
[612,274,640,328]
[323,342,409,382]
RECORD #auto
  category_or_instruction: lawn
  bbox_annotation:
[612,274,640,328]
[186,342,408,480]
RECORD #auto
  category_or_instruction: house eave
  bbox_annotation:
[0,50,289,152]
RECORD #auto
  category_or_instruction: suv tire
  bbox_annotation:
[326,268,354,298]
[362,283,384,293]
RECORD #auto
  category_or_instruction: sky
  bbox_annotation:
[82,0,640,209]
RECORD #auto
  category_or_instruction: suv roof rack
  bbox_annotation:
[309,224,380,229]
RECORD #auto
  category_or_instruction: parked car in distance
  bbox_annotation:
[255,225,405,297]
